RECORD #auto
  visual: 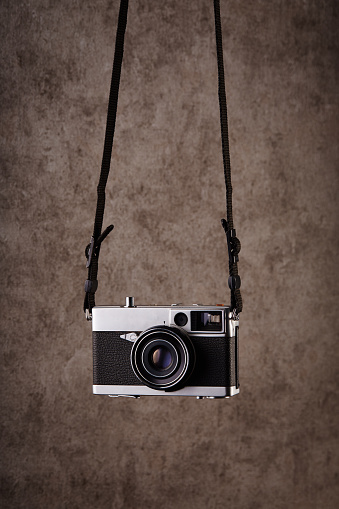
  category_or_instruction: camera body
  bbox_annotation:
[92,298,239,398]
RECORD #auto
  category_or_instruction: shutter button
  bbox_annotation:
[124,297,135,307]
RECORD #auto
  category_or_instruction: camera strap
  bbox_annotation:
[214,0,242,315]
[83,0,129,318]
[84,0,242,318]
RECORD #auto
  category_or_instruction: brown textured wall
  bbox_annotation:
[1,1,338,508]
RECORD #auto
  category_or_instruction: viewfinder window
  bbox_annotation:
[191,311,223,332]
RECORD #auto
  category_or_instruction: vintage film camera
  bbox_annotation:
[92,297,239,399]
[84,1,243,400]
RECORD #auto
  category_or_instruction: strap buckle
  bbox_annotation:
[86,236,95,268]
[85,225,114,269]
[221,219,241,266]
[84,225,114,318]
[221,219,242,311]
[226,228,240,265]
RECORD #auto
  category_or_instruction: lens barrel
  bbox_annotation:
[131,326,195,391]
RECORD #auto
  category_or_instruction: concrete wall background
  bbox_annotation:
[1,1,338,508]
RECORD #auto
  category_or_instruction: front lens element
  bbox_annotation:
[151,346,173,370]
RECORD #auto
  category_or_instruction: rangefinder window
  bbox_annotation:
[191,311,223,332]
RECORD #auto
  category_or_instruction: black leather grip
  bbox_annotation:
[93,331,237,387]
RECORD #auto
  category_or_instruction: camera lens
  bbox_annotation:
[131,326,196,391]
[174,312,188,327]
[151,346,173,370]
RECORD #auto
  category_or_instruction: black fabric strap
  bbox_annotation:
[84,0,242,317]
[84,0,129,317]
[213,0,242,314]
